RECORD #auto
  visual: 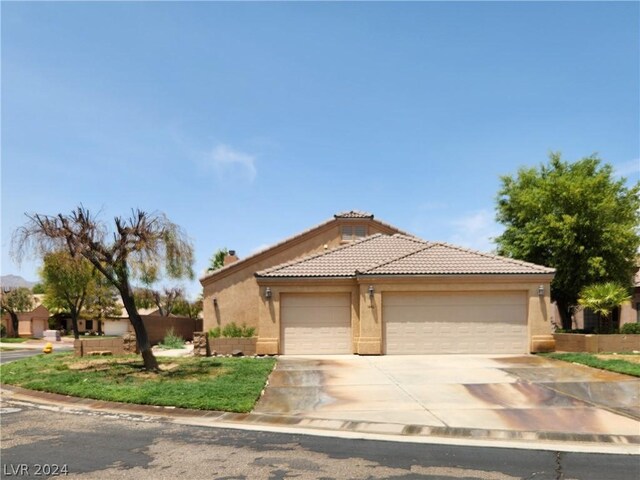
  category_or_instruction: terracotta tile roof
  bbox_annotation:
[257,234,555,278]
[363,242,556,275]
[256,234,426,277]
[200,211,412,283]
[334,210,374,219]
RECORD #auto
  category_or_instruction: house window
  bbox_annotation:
[341,225,367,241]
[636,302,640,323]
[85,320,94,331]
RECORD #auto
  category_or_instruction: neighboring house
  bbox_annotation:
[201,211,555,355]
[1,295,50,338]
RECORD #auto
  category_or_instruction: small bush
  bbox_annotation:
[0,324,6,338]
[216,322,256,338]
[620,323,640,334]
[158,328,185,349]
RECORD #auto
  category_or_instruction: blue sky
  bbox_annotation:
[2,2,639,298]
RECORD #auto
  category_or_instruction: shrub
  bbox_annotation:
[214,322,256,338]
[0,324,6,338]
[158,328,185,349]
[620,323,640,334]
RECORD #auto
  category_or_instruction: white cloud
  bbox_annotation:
[205,144,257,182]
[449,209,503,253]
[613,159,639,178]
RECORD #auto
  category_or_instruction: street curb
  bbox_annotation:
[2,384,639,454]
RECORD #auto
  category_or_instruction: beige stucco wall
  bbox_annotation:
[255,274,554,355]
[201,219,399,333]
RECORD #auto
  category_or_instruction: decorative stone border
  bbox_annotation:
[553,333,640,353]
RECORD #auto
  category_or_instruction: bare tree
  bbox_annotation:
[12,206,194,370]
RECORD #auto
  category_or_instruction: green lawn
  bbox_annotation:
[0,338,29,343]
[543,352,640,377]
[0,352,276,412]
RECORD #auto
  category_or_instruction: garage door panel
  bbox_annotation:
[384,292,527,354]
[281,294,352,355]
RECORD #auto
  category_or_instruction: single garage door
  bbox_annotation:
[384,292,527,354]
[281,294,352,354]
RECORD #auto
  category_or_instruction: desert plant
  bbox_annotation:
[220,322,255,338]
[158,328,185,349]
[578,282,631,333]
[620,323,640,334]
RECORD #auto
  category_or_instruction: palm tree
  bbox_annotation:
[578,282,631,333]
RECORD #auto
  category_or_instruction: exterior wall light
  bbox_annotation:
[538,285,545,296]
[265,287,272,299]
[368,285,375,298]
[213,298,218,307]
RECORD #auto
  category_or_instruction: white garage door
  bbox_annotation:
[281,294,352,355]
[384,292,527,354]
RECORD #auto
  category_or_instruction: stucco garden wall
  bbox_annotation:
[554,333,640,353]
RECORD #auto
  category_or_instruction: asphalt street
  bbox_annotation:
[0,349,43,364]
[1,400,638,480]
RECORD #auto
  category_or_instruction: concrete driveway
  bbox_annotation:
[255,355,640,438]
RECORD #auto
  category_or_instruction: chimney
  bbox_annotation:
[224,250,239,266]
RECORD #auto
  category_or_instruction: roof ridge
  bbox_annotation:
[429,241,555,272]
[358,241,435,274]
[201,212,414,283]
[256,233,385,276]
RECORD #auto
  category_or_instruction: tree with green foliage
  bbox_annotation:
[171,296,203,319]
[208,247,228,272]
[578,282,631,333]
[134,286,184,316]
[40,250,99,339]
[84,275,122,335]
[31,283,45,294]
[12,207,194,370]
[495,153,640,329]
[0,287,33,338]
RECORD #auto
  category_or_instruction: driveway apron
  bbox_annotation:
[254,355,640,438]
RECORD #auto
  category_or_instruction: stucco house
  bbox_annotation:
[1,295,50,338]
[201,211,556,355]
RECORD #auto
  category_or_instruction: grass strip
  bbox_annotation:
[543,352,640,377]
[0,338,29,343]
[0,352,276,412]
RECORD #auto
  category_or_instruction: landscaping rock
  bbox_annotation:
[232,349,244,357]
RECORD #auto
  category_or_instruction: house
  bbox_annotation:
[1,295,50,338]
[201,211,555,355]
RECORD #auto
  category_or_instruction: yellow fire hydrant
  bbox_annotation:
[43,342,53,354]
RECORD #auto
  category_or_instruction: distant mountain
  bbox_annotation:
[0,275,36,289]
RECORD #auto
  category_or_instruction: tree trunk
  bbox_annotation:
[555,299,574,330]
[70,309,80,340]
[120,288,158,370]
[10,312,19,338]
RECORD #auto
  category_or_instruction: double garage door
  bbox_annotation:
[280,291,528,355]
[384,292,528,354]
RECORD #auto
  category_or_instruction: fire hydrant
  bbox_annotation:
[43,342,53,354]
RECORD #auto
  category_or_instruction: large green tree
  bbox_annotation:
[0,287,33,338]
[12,207,194,370]
[40,250,99,339]
[495,153,640,329]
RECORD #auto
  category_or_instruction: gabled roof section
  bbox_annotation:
[362,242,556,276]
[256,235,555,278]
[334,210,374,219]
[256,234,427,278]
[200,211,411,285]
